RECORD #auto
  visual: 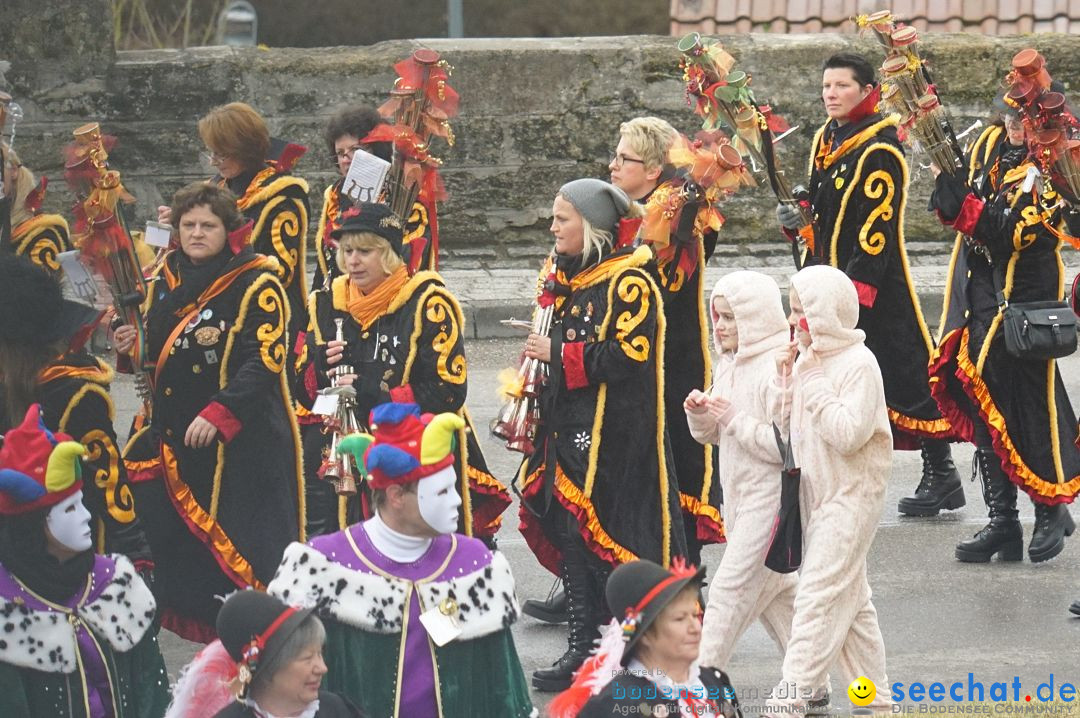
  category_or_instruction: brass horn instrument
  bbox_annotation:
[859,12,967,174]
[317,319,360,495]
[492,296,553,455]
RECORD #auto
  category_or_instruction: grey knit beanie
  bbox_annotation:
[558,178,632,234]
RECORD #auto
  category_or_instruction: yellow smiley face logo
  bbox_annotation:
[848,676,876,707]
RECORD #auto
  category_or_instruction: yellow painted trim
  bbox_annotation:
[808,122,828,175]
[315,182,337,282]
[237,173,309,213]
[693,249,714,504]
[1048,360,1065,484]
[936,235,964,344]
[975,253,1016,374]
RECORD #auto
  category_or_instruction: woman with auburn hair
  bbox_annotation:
[159,102,311,347]
[116,181,303,642]
[2,144,72,277]
[297,201,509,539]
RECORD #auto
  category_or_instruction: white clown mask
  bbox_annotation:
[417,466,462,536]
[45,490,93,554]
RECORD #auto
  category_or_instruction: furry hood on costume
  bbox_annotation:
[709,270,790,360]
[790,265,865,355]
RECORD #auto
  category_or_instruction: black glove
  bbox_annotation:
[929,170,973,223]
[354,371,390,408]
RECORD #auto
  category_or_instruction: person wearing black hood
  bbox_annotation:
[776,52,962,519]
[0,255,153,570]
[114,182,303,643]
[0,402,170,718]
[518,178,686,692]
[928,76,1080,566]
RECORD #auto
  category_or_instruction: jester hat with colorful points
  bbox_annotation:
[337,402,464,490]
[0,404,85,515]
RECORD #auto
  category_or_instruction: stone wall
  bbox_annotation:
[8,15,1080,268]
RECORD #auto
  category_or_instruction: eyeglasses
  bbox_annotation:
[201,150,228,166]
[333,145,366,163]
[611,153,646,169]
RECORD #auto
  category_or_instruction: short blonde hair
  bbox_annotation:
[198,102,270,171]
[336,232,404,276]
[618,117,678,171]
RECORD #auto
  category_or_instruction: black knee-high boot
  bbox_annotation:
[532,512,601,691]
[955,447,1023,562]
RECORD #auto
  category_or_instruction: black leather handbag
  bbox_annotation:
[765,423,802,574]
[1001,300,1077,361]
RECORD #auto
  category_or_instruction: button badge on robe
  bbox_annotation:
[195,326,221,346]
[419,597,463,646]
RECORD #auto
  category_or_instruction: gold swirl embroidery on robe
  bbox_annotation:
[858,170,894,256]
[404,202,429,248]
[27,236,63,272]
[655,257,686,292]
[82,429,136,523]
[614,274,651,362]
[269,204,302,286]
[256,286,287,373]
[425,295,466,385]
[1013,204,1047,250]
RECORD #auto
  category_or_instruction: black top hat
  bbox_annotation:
[216,590,314,688]
[331,202,405,257]
[605,559,706,664]
[0,255,101,347]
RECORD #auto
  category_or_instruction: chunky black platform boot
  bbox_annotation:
[522,579,568,624]
[898,439,965,516]
[955,448,1023,562]
[1028,503,1076,563]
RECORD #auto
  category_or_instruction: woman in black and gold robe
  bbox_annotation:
[298,201,508,539]
[116,183,302,642]
[782,53,960,518]
[929,97,1080,565]
[195,102,310,343]
[2,146,71,277]
[519,178,685,693]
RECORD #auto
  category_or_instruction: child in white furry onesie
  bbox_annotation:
[684,270,798,670]
[765,265,891,714]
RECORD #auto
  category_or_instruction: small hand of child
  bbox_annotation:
[706,396,731,421]
[775,341,799,377]
[684,389,710,415]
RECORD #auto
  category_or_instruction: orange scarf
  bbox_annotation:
[346,266,409,329]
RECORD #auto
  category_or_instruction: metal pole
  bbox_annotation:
[448,0,464,37]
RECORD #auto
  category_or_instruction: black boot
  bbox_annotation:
[522,578,568,624]
[1070,600,1080,616]
[1028,503,1076,563]
[532,541,598,692]
[955,448,1023,562]
[898,439,965,516]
